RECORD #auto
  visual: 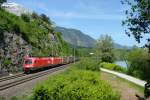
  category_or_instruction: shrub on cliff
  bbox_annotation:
[0,8,72,57]
[21,13,30,22]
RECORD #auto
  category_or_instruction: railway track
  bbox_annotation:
[0,73,25,82]
[0,65,68,91]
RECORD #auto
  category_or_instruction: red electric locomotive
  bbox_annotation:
[23,56,64,73]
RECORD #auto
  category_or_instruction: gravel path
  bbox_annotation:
[0,65,69,99]
[101,68,146,87]
[101,71,143,100]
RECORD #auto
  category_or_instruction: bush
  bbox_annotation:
[127,48,150,80]
[74,57,100,71]
[21,14,30,22]
[31,69,120,100]
[94,35,115,63]
[100,62,126,73]
[3,59,11,66]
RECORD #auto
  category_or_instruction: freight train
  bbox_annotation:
[23,56,76,73]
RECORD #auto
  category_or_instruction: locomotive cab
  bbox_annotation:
[23,58,34,73]
[25,59,32,65]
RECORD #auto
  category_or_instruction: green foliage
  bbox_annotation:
[21,13,30,22]
[0,9,47,45]
[32,68,120,100]
[100,62,126,73]
[122,0,150,80]
[11,97,18,100]
[0,9,73,57]
[95,35,115,63]
[3,58,11,66]
[77,47,94,57]
[122,0,150,51]
[74,57,100,71]
[40,14,52,25]
[0,96,6,100]
[113,48,129,61]
[31,12,39,19]
[126,48,150,80]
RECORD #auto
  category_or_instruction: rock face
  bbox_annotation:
[0,32,32,72]
[0,31,59,72]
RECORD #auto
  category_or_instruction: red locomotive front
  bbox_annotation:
[23,58,35,73]
[23,56,64,73]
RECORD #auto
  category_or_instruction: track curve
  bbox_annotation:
[0,73,25,82]
[0,65,68,91]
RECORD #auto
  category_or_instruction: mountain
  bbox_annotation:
[54,26,96,48]
[1,2,31,16]
[2,2,130,49]
[114,43,132,49]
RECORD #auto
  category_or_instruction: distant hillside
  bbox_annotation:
[114,43,132,49]
[54,26,96,47]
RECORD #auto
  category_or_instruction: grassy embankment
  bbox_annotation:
[5,58,145,100]
[24,58,120,100]
[102,72,144,93]
[99,62,144,95]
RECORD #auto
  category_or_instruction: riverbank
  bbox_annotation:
[101,68,146,87]
[101,71,144,100]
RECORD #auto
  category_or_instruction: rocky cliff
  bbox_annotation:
[0,32,32,72]
[0,8,70,72]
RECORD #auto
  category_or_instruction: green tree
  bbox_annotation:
[127,48,150,80]
[122,0,150,51]
[40,14,52,25]
[32,12,39,19]
[95,35,114,63]
[122,0,150,80]
[21,13,30,22]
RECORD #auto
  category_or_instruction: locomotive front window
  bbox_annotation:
[25,59,32,64]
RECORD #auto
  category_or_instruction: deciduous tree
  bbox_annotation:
[95,35,114,63]
[122,0,150,51]
[40,14,52,25]
[122,0,150,80]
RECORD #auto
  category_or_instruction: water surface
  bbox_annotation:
[115,61,128,68]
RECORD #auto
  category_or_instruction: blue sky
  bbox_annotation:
[8,0,148,46]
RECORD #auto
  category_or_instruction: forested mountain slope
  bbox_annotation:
[54,26,96,47]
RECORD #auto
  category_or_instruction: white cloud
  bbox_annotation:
[20,0,125,21]
[48,11,125,20]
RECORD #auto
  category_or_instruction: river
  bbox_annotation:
[115,61,128,68]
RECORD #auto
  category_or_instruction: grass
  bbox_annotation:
[115,74,144,93]
[29,59,120,100]
[0,58,121,100]
[30,67,120,100]
[101,71,144,94]
[100,62,127,73]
